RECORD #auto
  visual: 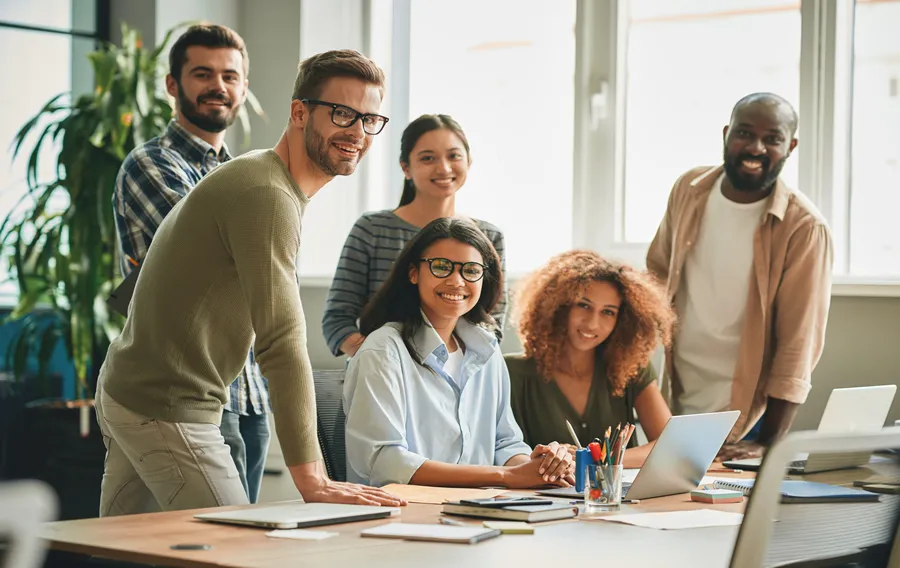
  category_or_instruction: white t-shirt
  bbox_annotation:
[444,343,466,389]
[674,175,768,415]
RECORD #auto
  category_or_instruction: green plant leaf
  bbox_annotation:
[88,50,117,94]
[244,89,267,122]
[10,92,69,161]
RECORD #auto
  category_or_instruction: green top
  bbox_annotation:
[504,354,657,449]
[101,149,319,466]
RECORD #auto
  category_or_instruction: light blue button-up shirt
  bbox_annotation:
[343,317,532,486]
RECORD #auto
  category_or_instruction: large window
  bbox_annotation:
[0,1,97,301]
[300,0,900,286]
[849,0,900,277]
[622,0,801,243]
[401,0,577,274]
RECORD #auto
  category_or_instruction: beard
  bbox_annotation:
[722,148,787,192]
[177,83,239,134]
[304,118,365,177]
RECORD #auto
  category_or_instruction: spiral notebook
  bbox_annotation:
[713,479,880,504]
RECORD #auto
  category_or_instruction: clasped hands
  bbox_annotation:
[510,441,576,488]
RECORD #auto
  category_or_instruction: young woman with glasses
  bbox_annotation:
[342,218,573,488]
[322,115,508,358]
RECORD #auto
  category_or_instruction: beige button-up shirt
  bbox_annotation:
[647,165,834,441]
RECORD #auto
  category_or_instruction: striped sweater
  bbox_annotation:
[322,210,507,355]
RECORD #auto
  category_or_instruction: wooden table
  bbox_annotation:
[42,476,751,568]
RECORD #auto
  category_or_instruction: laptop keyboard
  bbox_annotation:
[789,459,807,469]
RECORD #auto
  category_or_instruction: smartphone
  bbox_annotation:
[458,496,554,508]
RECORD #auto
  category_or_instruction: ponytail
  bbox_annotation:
[398,179,416,207]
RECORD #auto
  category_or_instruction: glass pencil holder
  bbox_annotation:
[584,463,624,510]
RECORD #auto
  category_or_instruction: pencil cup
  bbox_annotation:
[584,463,624,510]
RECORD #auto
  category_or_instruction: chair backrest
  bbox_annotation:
[731,427,900,568]
[0,480,58,568]
[312,369,347,482]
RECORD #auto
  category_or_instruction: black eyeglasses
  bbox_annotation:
[300,99,389,135]
[419,258,487,282]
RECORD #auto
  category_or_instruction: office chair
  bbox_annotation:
[730,427,900,568]
[0,480,58,568]
[312,369,348,482]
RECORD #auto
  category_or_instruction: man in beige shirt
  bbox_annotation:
[95,49,403,515]
[647,92,833,461]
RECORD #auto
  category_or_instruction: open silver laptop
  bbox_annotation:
[537,410,740,501]
[194,502,396,529]
[725,385,898,474]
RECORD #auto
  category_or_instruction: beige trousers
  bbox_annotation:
[95,385,249,516]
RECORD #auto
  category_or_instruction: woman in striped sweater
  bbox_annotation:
[322,114,507,357]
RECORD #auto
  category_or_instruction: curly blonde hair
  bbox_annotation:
[513,251,675,396]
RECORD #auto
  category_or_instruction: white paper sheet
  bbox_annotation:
[623,469,640,483]
[593,509,744,530]
[265,529,340,540]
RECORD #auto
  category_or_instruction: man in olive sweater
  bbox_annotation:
[95,49,403,515]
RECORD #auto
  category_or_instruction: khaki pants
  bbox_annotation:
[95,385,249,516]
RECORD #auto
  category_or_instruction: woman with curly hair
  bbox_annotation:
[506,251,675,468]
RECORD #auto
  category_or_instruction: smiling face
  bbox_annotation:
[401,128,470,200]
[722,100,798,193]
[565,280,622,354]
[303,76,383,177]
[168,46,247,133]
[409,238,483,329]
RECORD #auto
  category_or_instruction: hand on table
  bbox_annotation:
[290,461,406,507]
[302,479,407,506]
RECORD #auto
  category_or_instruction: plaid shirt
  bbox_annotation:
[113,120,270,416]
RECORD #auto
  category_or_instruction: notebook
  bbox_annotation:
[441,502,578,522]
[360,523,501,544]
[713,479,881,504]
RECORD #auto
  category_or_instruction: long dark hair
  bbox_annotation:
[360,218,502,364]
[397,114,470,207]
